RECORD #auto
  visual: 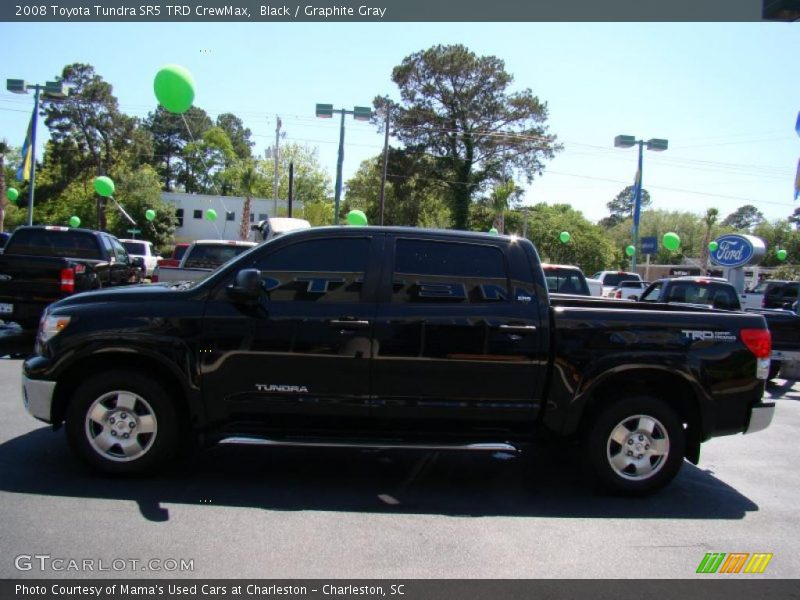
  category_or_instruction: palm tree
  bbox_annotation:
[701,207,720,272]
[238,162,260,241]
[490,179,516,234]
[0,140,9,233]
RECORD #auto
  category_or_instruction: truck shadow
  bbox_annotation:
[0,427,757,523]
[765,378,800,402]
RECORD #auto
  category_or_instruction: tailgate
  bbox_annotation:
[0,255,71,303]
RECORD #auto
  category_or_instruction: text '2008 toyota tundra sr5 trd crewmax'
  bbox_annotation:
[22,227,774,495]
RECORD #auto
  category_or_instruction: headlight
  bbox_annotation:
[39,315,71,342]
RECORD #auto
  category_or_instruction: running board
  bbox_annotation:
[218,437,520,453]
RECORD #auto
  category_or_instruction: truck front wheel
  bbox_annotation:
[66,371,178,475]
[587,395,685,495]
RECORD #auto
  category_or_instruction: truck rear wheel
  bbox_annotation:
[587,395,685,495]
[66,370,178,475]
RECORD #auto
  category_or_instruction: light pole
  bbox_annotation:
[614,135,668,272]
[316,103,372,224]
[6,79,68,226]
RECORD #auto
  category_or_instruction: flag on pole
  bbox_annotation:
[631,166,642,230]
[795,158,800,201]
[17,104,35,181]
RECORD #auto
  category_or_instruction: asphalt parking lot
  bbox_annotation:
[0,354,798,580]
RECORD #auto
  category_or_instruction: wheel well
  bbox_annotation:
[578,370,703,462]
[51,353,193,429]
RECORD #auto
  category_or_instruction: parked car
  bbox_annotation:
[155,243,190,269]
[605,279,649,300]
[151,239,257,283]
[0,225,143,331]
[119,239,162,277]
[0,231,10,252]
[252,217,312,241]
[541,263,591,295]
[761,280,798,309]
[23,227,774,496]
[585,277,603,297]
[591,270,643,296]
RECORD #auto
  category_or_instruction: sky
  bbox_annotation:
[1,21,798,224]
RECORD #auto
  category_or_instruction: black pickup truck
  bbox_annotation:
[22,227,774,495]
[639,276,800,379]
[0,226,143,330]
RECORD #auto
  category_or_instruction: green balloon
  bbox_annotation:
[6,187,18,202]
[94,176,115,198]
[663,232,681,251]
[205,208,218,222]
[559,231,570,244]
[145,209,156,221]
[708,241,718,252]
[346,209,368,226]
[488,227,499,235]
[777,249,788,261]
[625,245,635,257]
[154,65,196,114]
[69,216,81,228]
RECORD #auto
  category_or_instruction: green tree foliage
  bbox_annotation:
[344,148,450,228]
[501,203,615,274]
[721,204,764,231]
[384,44,561,230]
[606,209,734,266]
[301,199,334,226]
[107,165,175,248]
[42,63,136,183]
[752,219,800,267]
[181,126,237,194]
[216,113,254,160]
[144,106,213,191]
[259,142,332,207]
[601,185,652,228]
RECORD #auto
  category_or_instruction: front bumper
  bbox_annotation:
[745,402,775,434]
[22,375,56,423]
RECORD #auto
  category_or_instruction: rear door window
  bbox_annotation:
[392,239,509,303]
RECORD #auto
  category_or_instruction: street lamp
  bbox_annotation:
[7,78,68,226]
[614,134,668,272]
[316,103,372,224]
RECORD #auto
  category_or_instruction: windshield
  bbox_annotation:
[603,273,640,287]
[544,268,590,295]
[122,241,147,256]
[5,229,102,260]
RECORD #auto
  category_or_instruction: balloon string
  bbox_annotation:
[181,113,228,239]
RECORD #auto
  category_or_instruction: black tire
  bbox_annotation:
[586,395,685,496]
[66,370,179,475]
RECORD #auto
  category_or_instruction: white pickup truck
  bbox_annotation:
[151,239,256,283]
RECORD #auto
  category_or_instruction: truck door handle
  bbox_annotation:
[497,324,537,334]
[329,319,371,330]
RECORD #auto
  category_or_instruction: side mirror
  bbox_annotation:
[130,256,146,270]
[227,269,263,301]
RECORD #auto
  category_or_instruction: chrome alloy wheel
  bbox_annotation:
[84,391,158,462]
[606,414,670,481]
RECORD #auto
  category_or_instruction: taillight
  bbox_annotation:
[151,274,158,282]
[60,268,75,293]
[615,290,622,298]
[741,328,771,359]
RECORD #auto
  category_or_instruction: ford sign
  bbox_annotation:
[710,234,766,268]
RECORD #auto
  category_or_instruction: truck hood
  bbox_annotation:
[49,282,190,310]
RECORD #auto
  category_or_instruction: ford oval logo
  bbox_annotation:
[711,235,755,268]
